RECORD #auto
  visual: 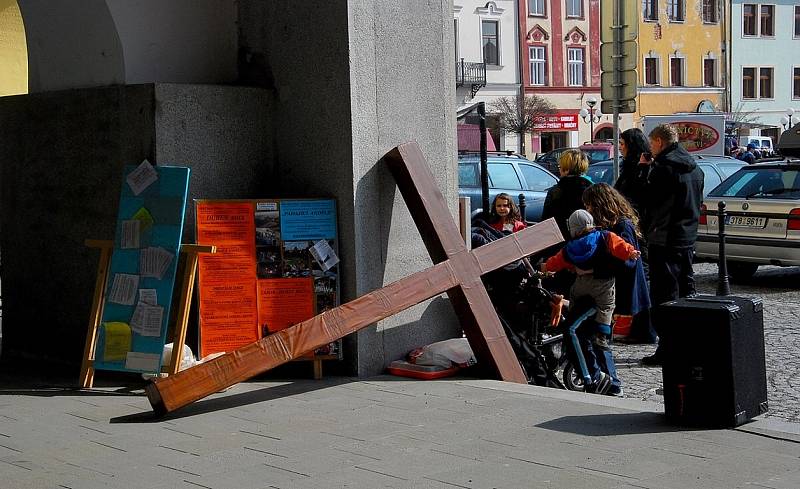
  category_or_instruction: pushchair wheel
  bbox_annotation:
[562,363,584,391]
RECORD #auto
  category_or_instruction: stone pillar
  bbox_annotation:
[240,0,459,375]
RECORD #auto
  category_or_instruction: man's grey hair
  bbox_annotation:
[649,123,678,145]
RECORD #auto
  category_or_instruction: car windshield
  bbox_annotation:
[586,164,613,184]
[709,167,800,199]
[584,149,610,162]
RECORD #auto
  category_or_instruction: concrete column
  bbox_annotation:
[239,0,459,375]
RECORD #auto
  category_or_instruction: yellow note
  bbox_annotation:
[102,322,131,362]
[132,207,154,230]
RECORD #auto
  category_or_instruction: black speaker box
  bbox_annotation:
[657,295,768,427]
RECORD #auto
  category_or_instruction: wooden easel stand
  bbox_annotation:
[79,240,215,388]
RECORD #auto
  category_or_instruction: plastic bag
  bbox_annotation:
[162,342,197,371]
[407,338,476,368]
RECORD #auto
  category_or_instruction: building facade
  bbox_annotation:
[729,0,800,141]
[636,0,726,122]
[454,0,522,151]
[519,0,633,155]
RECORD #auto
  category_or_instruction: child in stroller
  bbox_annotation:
[472,211,565,388]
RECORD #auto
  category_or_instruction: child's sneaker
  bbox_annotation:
[585,371,611,394]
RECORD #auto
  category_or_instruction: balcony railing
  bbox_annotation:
[455,58,486,98]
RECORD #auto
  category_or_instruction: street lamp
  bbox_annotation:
[579,96,601,142]
[781,108,796,130]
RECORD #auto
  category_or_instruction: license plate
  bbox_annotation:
[725,215,766,227]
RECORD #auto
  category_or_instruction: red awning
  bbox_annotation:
[457,124,497,152]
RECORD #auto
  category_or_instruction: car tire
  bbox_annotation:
[727,261,759,282]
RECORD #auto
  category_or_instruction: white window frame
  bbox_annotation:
[453,18,459,63]
[642,0,658,21]
[703,57,718,87]
[566,0,583,18]
[481,19,501,66]
[669,56,685,87]
[702,0,718,23]
[567,47,585,86]
[667,0,685,22]
[758,66,774,100]
[528,0,546,16]
[794,66,800,100]
[759,4,775,38]
[529,46,547,86]
[741,66,757,100]
[742,3,758,37]
[644,55,660,85]
[795,6,800,39]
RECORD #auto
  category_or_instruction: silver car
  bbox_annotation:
[695,160,800,280]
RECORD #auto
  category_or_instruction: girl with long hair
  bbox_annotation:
[583,183,655,346]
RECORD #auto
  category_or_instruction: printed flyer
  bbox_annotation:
[196,199,341,359]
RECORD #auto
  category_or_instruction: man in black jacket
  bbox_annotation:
[639,124,704,366]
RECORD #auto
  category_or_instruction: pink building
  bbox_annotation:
[518,0,614,154]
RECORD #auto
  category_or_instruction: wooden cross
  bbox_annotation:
[145,142,563,415]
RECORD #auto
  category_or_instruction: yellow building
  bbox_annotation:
[636,0,725,121]
[0,0,27,96]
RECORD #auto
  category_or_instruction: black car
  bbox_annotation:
[534,147,578,175]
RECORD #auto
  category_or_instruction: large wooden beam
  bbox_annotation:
[145,142,563,415]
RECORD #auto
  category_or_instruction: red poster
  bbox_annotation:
[258,278,315,334]
[197,202,259,357]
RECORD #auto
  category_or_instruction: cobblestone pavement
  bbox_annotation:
[614,262,800,424]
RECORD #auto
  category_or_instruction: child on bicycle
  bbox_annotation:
[541,209,641,394]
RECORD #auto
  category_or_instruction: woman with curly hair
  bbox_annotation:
[583,183,655,345]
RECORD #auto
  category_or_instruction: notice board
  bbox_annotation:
[196,199,341,359]
[94,162,190,374]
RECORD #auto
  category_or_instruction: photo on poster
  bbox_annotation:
[316,290,337,313]
[254,209,280,246]
[283,241,313,278]
[256,245,282,279]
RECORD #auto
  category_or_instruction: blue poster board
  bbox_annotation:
[94,162,190,374]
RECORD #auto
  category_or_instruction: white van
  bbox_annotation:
[737,135,774,156]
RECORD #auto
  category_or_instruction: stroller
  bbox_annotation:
[472,217,567,389]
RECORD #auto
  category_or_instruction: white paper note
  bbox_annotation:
[108,273,140,305]
[121,220,141,249]
[309,240,340,271]
[125,352,161,372]
[130,303,164,337]
[126,160,158,196]
[140,247,174,280]
[138,289,157,305]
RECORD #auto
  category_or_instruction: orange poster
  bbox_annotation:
[198,280,259,355]
[258,278,315,334]
[197,202,256,245]
[197,202,258,357]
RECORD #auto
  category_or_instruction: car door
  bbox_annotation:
[517,163,558,221]
[698,163,723,197]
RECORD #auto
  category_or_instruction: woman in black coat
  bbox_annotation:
[540,149,593,241]
[612,128,656,344]
[614,128,651,219]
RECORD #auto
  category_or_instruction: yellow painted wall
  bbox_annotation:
[0,0,27,96]
[636,1,724,120]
